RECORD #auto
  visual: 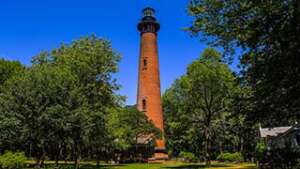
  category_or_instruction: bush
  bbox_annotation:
[255,141,267,161]
[0,151,27,169]
[178,151,198,162]
[217,152,243,162]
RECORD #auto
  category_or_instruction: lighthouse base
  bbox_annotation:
[154,153,169,160]
[148,154,169,163]
[148,146,168,162]
[150,139,168,161]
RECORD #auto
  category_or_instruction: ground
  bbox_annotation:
[26,161,257,169]
[105,162,257,169]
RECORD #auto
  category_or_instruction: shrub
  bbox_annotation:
[255,141,267,161]
[217,152,243,162]
[178,151,198,162]
[0,151,27,169]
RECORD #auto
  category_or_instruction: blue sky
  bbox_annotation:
[0,0,237,105]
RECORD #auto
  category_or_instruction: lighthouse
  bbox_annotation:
[136,7,168,160]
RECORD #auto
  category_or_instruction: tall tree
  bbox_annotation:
[163,79,200,158]
[0,35,122,169]
[188,0,300,126]
[0,65,81,168]
[0,59,24,153]
[186,48,235,166]
[33,35,121,169]
[163,48,235,166]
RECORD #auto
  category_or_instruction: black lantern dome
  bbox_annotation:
[138,7,160,34]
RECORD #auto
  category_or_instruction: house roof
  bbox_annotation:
[260,126,292,138]
[137,135,153,144]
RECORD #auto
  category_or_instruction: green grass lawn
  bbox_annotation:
[26,161,257,169]
[107,162,257,169]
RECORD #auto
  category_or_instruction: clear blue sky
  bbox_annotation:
[0,0,237,105]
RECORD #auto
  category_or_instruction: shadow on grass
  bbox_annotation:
[28,164,125,169]
[163,164,229,169]
[26,163,257,169]
[164,164,257,169]
[76,164,124,169]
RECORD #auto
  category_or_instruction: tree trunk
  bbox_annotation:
[29,143,32,158]
[75,157,80,169]
[55,145,61,167]
[104,150,109,163]
[74,158,78,169]
[205,127,211,168]
[35,157,42,169]
[96,160,100,168]
[73,143,80,169]
[35,149,45,169]
[96,152,100,168]
[41,155,45,169]
[219,141,223,154]
[240,137,244,153]
[55,154,59,167]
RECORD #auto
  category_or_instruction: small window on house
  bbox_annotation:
[143,58,147,70]
[142,99,147,110]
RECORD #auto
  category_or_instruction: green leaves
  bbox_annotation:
[0,35,126,165]
[186,48,235,118]
[163,48,236,164]
[0,35,161,165]
[108,107,161,151]
[0,151,27,169]
[0,64,82,158]
[0,58,24,90]
[188,0,300,126]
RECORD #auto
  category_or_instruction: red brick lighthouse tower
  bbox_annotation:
[137,7,168,160]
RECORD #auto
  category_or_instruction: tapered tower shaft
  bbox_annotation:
[137,7,167,160]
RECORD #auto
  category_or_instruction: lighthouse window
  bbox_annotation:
[143,59,147,70]
[142,99,147,110]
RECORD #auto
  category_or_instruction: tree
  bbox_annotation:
[163,79,201,158]
[32,35,121,169]
[0,35,163,167]
[163,48,236,166]
[188,0,300,126]
[229,79,259,160]
[0,35,123,169]
[107,106,160,162]
[0,58,24,88]
[0,65,81,168]
[186,48,235,166]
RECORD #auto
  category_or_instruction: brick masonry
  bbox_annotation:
[136,32,167,154]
